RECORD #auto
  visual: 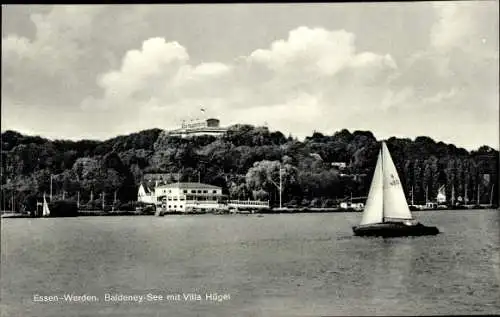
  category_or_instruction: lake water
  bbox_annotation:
[1,210,499,316]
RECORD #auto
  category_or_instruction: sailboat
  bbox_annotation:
[353,142,439,237]
[42,194,51,217]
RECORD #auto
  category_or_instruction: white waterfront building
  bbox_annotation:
[138,181,270,213]
[137,184,156,205]
[155,182,225,212]
[139,182,225,213]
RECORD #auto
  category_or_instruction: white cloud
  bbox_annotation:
[97,38,189,101]
[430,1,498,60]
[2,35,32,58]
[77,26,401,138]
[193,62,231,77]
[247,26,396,77]
[12,6,104,70]
[431,2,474,51]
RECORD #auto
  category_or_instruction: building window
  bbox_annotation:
[191,190,196,193]
[197,190,202,193]
[174,205,177,208]
[168,205,171,208]
[169,190,171,193]
[203,190,208,193]
[213,190,217,194]
[183,190,188,193]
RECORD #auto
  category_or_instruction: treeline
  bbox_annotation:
[1,125,498,211]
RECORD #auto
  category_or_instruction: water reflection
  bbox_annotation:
[367,238,414,308]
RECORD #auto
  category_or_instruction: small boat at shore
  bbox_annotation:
[353,142,439,237]
[42,195,51,217]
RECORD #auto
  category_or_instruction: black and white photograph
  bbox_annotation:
[1,2,499,316]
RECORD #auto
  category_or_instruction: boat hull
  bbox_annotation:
[353,222,439,237]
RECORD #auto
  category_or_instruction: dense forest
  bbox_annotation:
[1,125,498,211]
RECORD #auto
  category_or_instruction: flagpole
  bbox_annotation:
[50,175,53,202]
[490,184,495,206]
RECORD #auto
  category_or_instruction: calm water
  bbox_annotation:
[1,210,499,317]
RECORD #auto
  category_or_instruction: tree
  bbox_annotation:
[245,160,298,205]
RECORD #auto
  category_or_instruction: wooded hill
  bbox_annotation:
[1,125,498,211]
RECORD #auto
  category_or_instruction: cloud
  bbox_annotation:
[97,38,189,102]
[247,26,396,77]
[79,26,398,138]
[389,2,498,113]
[430,1,498,57]
[2,4,497,149]
[1,6,106,106]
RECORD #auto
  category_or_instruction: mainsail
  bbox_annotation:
[381,142,413,221]
[358,142,413,225]
[360,151,384,225]
[42,195,51,217]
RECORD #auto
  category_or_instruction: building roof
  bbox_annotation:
[156,182,222,190]
[169,127,228,133]
[138,183,153,193]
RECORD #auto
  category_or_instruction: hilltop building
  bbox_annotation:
[168,118,227,138]
[331,162,347,169]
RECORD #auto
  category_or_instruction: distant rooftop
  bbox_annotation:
[156,182,222,190]
[168,117,227,137]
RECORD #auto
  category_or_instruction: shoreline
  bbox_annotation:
[1,206,497,219]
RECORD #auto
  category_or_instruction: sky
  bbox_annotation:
[1,3,499,150]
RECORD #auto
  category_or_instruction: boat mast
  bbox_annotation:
[451,185,455,206]
[465,183,468,204]
[381,143,385,221]
[477,183,480,205]
[490,184,495,206]
[50,175,53,202]
[425,185,429,204]
[279,167,283,209]
[411,186,414,205]
[102,192,105,210]
[113,190,117,212]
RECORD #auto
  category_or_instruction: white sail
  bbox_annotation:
[436,185,446,203]
[381,142,413,220]
[42,195,51,217]
[359,150,384,225]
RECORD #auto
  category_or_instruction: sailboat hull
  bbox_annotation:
[352,222,439,237]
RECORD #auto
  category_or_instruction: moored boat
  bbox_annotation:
[42,194,51,217]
